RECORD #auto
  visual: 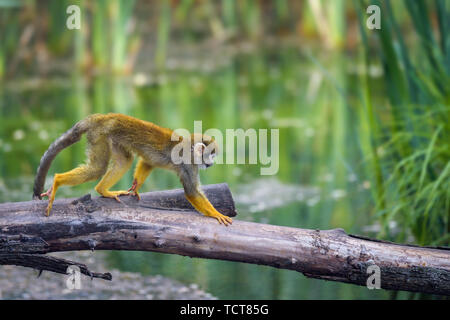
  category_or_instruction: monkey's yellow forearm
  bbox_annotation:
[185,193,232,226]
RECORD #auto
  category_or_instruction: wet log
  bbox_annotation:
[0,183,449,295]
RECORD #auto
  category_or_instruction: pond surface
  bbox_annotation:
[0,44,392,299]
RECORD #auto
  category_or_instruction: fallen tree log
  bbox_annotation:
[0,183,449,295]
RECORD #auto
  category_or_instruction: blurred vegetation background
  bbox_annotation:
[0,0,448,299]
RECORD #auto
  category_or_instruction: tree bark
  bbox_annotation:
[0,183,448,295]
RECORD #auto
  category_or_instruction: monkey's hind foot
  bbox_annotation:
[100,191,130,203]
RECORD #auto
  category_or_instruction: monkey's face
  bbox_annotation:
[202,148,217,169]
[192,136,218,169]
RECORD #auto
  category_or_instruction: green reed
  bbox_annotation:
[357,0,449,245]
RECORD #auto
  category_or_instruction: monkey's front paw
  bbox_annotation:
[212,212,233,226]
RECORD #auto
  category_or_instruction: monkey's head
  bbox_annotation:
[191,133,219,169]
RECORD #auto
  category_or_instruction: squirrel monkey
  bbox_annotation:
[33,113,232,226]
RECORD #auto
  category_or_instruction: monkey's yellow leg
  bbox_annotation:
[94,153,133,202]
[44,165,106,216]
[185,193,233,226]
[128,159,153,200]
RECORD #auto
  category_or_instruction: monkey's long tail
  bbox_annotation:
[32,118,91,200]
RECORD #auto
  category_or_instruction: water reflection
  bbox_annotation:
[0,46,388,299]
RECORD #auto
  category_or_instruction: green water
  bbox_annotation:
[0,45,396,299]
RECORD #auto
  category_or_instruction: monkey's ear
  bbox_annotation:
[193,142,206,158]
